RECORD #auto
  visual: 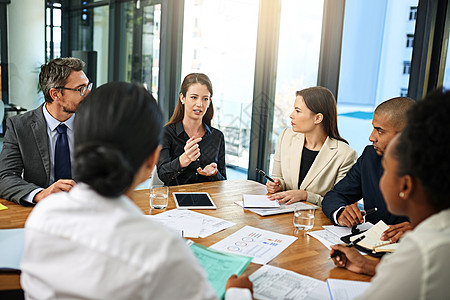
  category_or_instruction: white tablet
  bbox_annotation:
[173,192,217,209]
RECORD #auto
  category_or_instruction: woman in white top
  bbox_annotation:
[20,82,252,300]
[267,87,357,206]
[330,90,450,299]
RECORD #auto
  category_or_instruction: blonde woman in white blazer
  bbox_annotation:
[267,87,357,206]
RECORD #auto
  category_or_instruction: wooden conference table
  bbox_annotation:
[0,179,372,291]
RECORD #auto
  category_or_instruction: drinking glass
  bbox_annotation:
[149,185,168,210]
[293,208,315,231]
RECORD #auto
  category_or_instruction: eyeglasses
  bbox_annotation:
[55,82,93,97]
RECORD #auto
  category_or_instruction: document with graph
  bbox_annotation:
[209,225,297,264]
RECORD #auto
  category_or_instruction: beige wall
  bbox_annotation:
[8,0,45,110]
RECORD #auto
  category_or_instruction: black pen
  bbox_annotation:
[330,235,366,259]
[361,207,377,217]
[256,168,275,183]
[351,208,378,233]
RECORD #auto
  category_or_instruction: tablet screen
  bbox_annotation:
[173,192,216,209]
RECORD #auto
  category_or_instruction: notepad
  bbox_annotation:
[242,194,280,208]
[350,220,398,253]
[0,203,8,211]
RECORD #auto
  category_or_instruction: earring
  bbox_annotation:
[399,192,405,198]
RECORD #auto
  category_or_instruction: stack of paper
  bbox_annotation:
[235,200,318,216]
[249,265,371,300]
[147,209,235,238]
[242,194,280,208]
[307,223,373,251]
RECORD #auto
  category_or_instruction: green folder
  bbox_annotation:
[189,242,252,299]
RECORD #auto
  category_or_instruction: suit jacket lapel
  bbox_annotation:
[300,137,337,190]
[31,104,50,184]
[290,133,304,189]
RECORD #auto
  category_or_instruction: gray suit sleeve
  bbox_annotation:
[0,117,42,205]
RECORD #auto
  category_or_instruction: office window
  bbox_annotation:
[337,0,418,155]
[92,5,109,86]
[46,2,62,61]
[443,32,450,90]
[409,6,417,20]
[403,61,411,74]
[400,88,408,96]
[181,0,260,172]
[269,0,324,172]
[70,3,110,87]
[406,34,414,47]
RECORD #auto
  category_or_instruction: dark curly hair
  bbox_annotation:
[393,89,450,210]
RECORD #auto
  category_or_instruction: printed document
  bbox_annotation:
[249,265,329,300]
[210,225,296,264]
[235,200,318,216]
[327,278,371,300]
[147,209,235,238]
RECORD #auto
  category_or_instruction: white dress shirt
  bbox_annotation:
[20,184,251,300]
[357,208,450,300]
[22,105,75,203]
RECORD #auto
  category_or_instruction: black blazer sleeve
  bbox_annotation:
[322,152,364,224]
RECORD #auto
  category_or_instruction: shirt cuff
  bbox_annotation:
[225,287,252,300]
[332,206,346,225]
[22,188,44,204]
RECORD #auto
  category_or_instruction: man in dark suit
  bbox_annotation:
[322,97,414,242]
[0,57,91,205]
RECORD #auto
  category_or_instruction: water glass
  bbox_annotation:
[149,185,169,210]
[293,208,315,231]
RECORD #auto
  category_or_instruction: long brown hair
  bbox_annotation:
[166,73,214,127]
[296,87,348,144]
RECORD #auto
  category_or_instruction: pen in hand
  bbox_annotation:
[256,168,281,187]
[361,207,378,217]
[256,168,275,182]
[330,235,366,259]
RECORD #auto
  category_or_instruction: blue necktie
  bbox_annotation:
[54,124,71,181]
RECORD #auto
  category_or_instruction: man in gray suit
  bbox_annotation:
[0,57,91,205]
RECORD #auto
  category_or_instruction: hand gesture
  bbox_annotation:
[337,203,364,227]
[267,189,307,204]
[380,221,412,243]
[179,137,202,168]
[34,179,76,203]
[226,274,253,293]
[197,162,218,176]
[330,244,377,276]
[266,178,282,194]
